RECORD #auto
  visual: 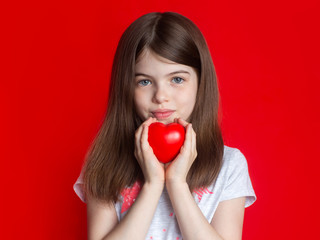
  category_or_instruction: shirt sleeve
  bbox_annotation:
[73,169,87,203]
[220,149,256,208]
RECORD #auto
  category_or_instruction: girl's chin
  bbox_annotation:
[155,117,177,124]
[144,114,180,124]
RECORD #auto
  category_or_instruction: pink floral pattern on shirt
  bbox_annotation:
[120,181,142,213]
[193,187,213,202]
[120,182,212,213]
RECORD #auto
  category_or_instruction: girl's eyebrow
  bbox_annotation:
[135,70,190,78]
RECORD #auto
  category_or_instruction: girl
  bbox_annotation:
[73,12,256,240]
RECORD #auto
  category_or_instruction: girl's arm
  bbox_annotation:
[211,197,246,239]
[166,182,245,240]
[166,119,245,240]
[87,182,163,240]
[87,117,165,240]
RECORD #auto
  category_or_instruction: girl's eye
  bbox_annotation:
[172,77,184,84]
[138,80,151,86]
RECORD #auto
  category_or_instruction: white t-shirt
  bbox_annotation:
[73,145,256,239]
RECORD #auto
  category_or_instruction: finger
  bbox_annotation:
[182,123,192,152]
[136,117,153,145]
[152,117,158,124]
[144,117,156,127]
[190,124,193,152]
[140,123,150,152]
[135,124,143,140]
[135,126,143,155]
[142,124,160,161]
[135,119,150,160]
[177,118,189,128]
[191,127,197,159]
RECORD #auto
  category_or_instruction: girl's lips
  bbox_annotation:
[151,110,175,119]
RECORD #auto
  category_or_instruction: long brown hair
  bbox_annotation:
[83,12,224,204]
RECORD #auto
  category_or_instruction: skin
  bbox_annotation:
[86,49,246,240]
[133,49,198,125]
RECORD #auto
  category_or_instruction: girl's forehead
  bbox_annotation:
[136,49,175,65]
[135,49,192,73]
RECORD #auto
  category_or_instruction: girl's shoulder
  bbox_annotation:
[219,145,256,207]
[218,145,252,186]
[222,145,248,167]
[200,145,256,211]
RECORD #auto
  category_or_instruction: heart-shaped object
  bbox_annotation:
[148,122,185,163]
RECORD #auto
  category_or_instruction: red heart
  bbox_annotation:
[148,122,185,163]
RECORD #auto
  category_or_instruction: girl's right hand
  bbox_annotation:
[134,117,165,187]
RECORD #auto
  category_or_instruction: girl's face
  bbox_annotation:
[134,49,198,124]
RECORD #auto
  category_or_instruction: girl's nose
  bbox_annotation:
[152,86,169,104]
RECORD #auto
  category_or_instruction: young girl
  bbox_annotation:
[73,12,256,240]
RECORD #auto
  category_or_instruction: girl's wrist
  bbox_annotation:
[143,180,165,193]
[165,179,188,191]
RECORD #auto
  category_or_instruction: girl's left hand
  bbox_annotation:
[164,118,197,186]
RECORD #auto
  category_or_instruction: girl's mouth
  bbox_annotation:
[151,110,175,120]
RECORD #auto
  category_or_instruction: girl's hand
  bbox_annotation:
[134,117,165,187]
[164,118,197,186]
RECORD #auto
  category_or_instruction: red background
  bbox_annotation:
[2,0,319,239]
